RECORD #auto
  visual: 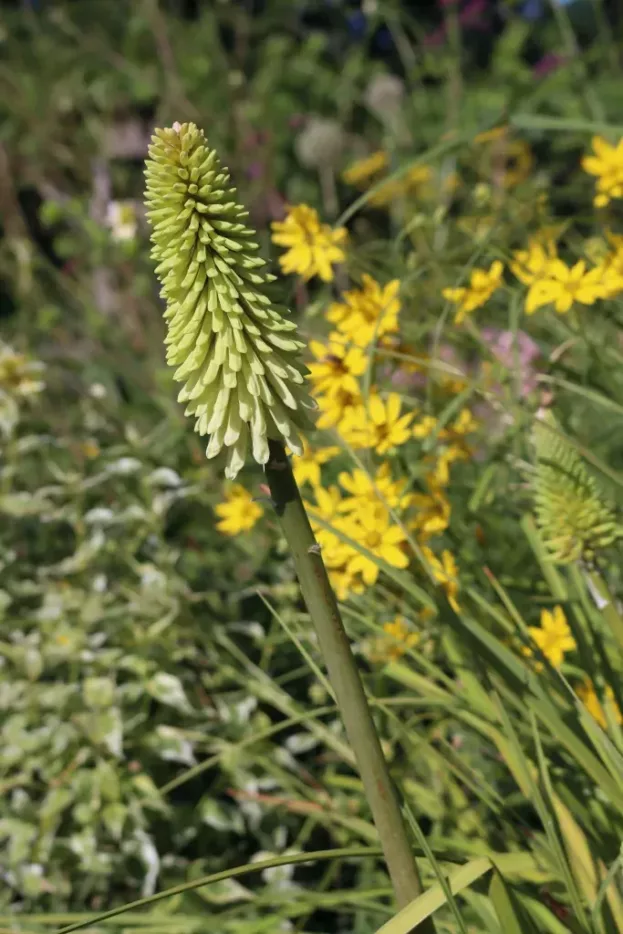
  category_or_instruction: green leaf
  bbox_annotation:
[371,859,493,934]
[489,867,540,934]
[75,709,123,757]
[511,114,623,135]
[145,672,192,713]
[101,803,127,841]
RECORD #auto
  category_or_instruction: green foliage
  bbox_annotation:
[0,377,264,906]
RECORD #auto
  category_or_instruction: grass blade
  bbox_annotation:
[372,858,493,934]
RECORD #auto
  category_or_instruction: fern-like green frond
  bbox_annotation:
[531,411,620,564]
[144,122,314,479]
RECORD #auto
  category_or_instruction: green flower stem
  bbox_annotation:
[585,569,623,653]
[265,440,434,930]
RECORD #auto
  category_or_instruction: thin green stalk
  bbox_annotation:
[585,568,623,653]
[52,848,383,934]
[264,440,434,932]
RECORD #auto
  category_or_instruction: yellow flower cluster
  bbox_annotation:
[339,392,416,455]
[473,126,533,189]
[305,467,410,600]
[297,437,467,604]
[342,150,434,207]
[446,234,623,323]
[367,615,420,663]
[308,286,473,469]
[307,276,419,458]
[440,138,623,322]
[326,275,400,347]
[582,135,623,208]
[510,235,623,314]
[305,283,474,602]
[308,338,425,458]
[253,202,475,608]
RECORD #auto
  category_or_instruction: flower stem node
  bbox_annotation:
[144,122,314,478]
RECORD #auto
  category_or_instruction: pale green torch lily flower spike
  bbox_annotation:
[144,122,314,478]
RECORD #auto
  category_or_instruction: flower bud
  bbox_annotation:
[144,122,314,478]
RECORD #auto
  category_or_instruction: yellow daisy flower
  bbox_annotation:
[359,392,415,455]
[337,463,411,513]
[442,260,504,324]
[306,485,347,556]
[368,164,433,207]
[413,415,438,440]
[306,485,366,601]
[524,259,607,315]
[343,507,409,586]
[510,237,558,287]
[315,386,364,431]
[421,546,460,611]
[331,567,366,601]
[369,616,420,663]
[424,444,466,490]
[215,484,263,536]
[326,275,401,347]
[582,135,623,208]
[271,204,347,282]
[408,491,451,539]
[342,150,389,187]
[577,679,622,729]
[527,605,576,668]
[448,408,478,438]
[292,439,340,488]
[308,334,368,398]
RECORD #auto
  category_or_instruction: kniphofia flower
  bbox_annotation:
[144,123,314,478]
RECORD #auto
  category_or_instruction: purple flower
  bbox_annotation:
[533,53,566,79]
[481,328,541,397]
[246,162,264,180]
[459,0,490,28]
[425,0,491,47]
